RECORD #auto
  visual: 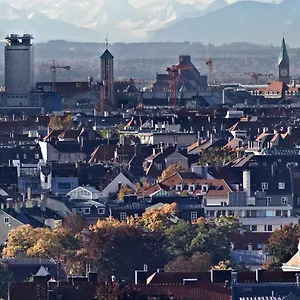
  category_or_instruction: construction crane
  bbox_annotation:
[244,72,274,85]
[50,60,70,92]
[167,64,193,108]
[206,58,213,85]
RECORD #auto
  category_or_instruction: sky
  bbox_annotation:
[130,0,280,8]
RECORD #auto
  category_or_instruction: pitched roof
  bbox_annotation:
[35,266,51,277]
[100,49,114,59]
[278,37,289,66]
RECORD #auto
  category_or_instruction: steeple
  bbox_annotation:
[278,37,289,66]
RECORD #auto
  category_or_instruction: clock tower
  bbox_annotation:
[278,37,290,84]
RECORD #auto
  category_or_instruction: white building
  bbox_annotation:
[5,34,34,106]
[67,186,101,200]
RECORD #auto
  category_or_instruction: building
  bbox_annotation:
[278,37,290,84]
[100,44,115,109]
[5,34,34,105]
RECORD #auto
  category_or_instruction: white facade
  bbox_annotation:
[5,34,34,106]
[101,173,134,198]
[39,141,85,163]
[67,186,101,200]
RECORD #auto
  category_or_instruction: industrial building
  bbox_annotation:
[0,33,62,114]
[5,34,34,106]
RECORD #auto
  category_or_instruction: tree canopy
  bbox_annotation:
[197,147,235,166]
[265,223,300,270]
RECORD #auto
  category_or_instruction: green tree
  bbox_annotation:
[266,224,300,270]
[197,147,235,166]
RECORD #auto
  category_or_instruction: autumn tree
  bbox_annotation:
[197,147,235,166]
[266,224,300,270]
[158,163,186,182]
[139,203,179,232]
[165,252,212,272]
[83,218,167,281]
[48,114,73,130]
[62,213,87,235]
[118,184,134,200]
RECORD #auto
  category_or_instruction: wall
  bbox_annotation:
[51,177,78,194]
[0,210,24,244]
[101,173,134,198]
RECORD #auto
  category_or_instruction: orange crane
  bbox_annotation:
[50,60,70,92]
[206,58,213,85]
[167,64,192,107]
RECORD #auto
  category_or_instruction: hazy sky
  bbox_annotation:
[130,0,279,8]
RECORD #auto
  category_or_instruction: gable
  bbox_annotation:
[165,151,188,161]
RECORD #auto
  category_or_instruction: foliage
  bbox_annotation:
[95,282,147,300]
[3,225,83,275]
[265,224,300,270]
[62,213,87,235]
[197,147,235,166]
[135,180,151,194]
[48,114,73,130]
[165,252,212,272]
[213,260,232,270]
[100,128,120,141]
[139,203,179,232]
[165,217,239,264]
[118,184,134,200]
[158,163,186,182]
[215,216,245,235]
[83,218,167,281]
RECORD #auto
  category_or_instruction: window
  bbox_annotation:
[23,153,27,159]
[297,198,300,206]
[266,197,271,206]
[4,217,9,224]
[35,153,39,159]
[156,163,162,171]
[84,208,90,214]
[58,183,71,190]
[264,225,272,232]
[257,244,262,250]
[77,208,83,213]
[278,182,285,190]
[188,185,195,192]
[176,185,183,192]
[281,197,288,205]
[261,182,268,190]
[251,225,257,232]
[98,208,105,215]
[174,136,178,143]
[191,212,198,221]
[16,154,19,159]
[120,212,127,222]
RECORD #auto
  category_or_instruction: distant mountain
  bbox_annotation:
[205,0,228,13]
[0,3,100,42]
[150,0,300,45]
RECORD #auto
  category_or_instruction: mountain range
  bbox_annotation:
[0,0,297,44]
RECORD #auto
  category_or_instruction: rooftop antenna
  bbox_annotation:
[105,33,108,50]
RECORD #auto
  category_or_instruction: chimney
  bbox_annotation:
[287,126,292,136]
[27,187,32,200]
[135,270,147,285]
[231,270,238,284]
[296,273,300,286]
[243,170,251,197]
[256,269,263,282]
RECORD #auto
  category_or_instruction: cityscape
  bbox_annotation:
[2,2,300,299]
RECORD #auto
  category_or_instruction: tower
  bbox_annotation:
[100,38,115,112]
[278,37,290,84]
[4,33,34,106]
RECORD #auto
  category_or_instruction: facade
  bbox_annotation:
[67,186,102,200]
[100,48,115,107]
[5,34,34,104]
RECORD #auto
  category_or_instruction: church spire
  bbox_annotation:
[278,37,289,66]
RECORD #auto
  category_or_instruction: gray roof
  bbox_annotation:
[240,298,282,300]
[278,37,289,66]
[35,266,51,277]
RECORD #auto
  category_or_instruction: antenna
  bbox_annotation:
[105,33,108,50]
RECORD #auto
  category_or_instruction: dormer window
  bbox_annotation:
[188,185,195,192]
[278,182,285,190]
[176,185,183,192]
[84,208,90,214]
[98,208,105,215]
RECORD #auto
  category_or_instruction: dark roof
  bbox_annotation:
[100,49,114,59]
[278,37,289,66]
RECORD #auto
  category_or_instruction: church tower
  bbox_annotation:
[278,37,290,84]
[100,39,115,112]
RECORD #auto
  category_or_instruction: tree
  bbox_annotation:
[62,213,87,235]
[266,224,300,270]
[158,163,185,182]
[139,203,179,232]
[95,282,147,300]
[118,184,134,200]
[197,147,235,166]
[83,218,167,281]
[48,114,73,130]
[165,252,212,272]
[215,216,245,235]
